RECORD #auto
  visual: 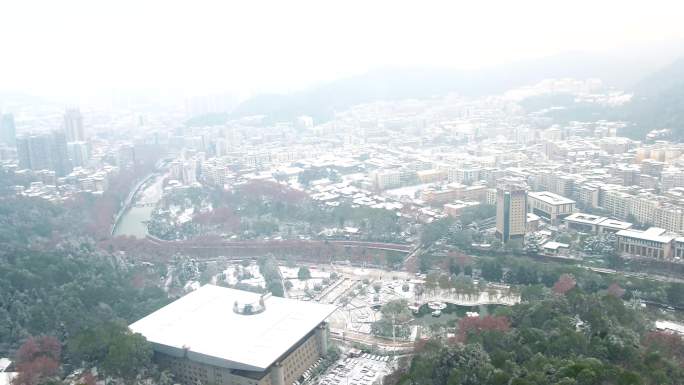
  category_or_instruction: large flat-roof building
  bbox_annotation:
[564,212,633,234]
[130,285,336,385]
[615,227,676,260]
[527,191,576,224]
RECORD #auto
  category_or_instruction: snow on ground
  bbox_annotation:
[219,262,266,288]
[184,280,201,292]
[241,276,266,288]
[383,183,435,199]
[280,266,338,299]
[319,355,392,385]
[177,207,195,224]
[222,266,239,285]
[279,266,331,279]
[288,278,326,291]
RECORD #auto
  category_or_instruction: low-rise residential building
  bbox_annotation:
[453,166,481,185]
[630,193,659,225]
[541,241,570,256]
[371,169,401,190]
[462,184,488,202]
[416,169,447,184]
[444,201,480,218]
[654,204,684,234]
[576,183,600,209]
[526,213,541,232]
[421,183,488,206]
[421,186,462,205]
[661,168,684,190]
[601,189,632,218]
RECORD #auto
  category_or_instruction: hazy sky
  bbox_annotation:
[2,0,683,98]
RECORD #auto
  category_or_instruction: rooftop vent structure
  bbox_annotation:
[233,292,271,315]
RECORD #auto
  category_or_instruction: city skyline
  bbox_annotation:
[1,4,684,385]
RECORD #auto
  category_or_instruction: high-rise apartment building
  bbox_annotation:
[16,136,31,170]
[16,131,72,176]
[51,131,71,176]
[17,134,51,171]
[67,141,90,167]
[64,108,85,142]
[0,114,16,146]
[496,181,528,244]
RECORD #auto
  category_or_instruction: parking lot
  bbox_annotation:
[318,355,392,385]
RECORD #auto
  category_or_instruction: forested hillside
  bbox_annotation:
[397,289,684,385]
[0,247,168,355]
[620,57,684,139]
[0,192,170,384]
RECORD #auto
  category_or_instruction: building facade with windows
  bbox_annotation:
[496,181,527,244]
[615,227,676,260]
[130,285,336,385]
[564,212,632,234]
[527,191,576,224]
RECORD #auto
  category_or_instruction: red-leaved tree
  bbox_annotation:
[13,336,61,385]
[553,274,577,295]
[447,251,472,267]
[643,331,684,365]
[457,315,510,342]
[606,282,626,298]
[78,371,98,385]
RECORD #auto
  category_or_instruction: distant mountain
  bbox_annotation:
[185,43,684,127]
[223,63,606,125]
[234,67,517,123]
[633,57,684,95]
[229,69,470,124]
[620,57,684,139]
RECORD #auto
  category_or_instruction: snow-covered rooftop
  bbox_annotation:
[130,285,336,372]
[616,227,675,243]
[655,320,684,335]
[528,191,575,205]
[542,241,570,250]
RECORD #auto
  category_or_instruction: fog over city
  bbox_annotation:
[2,1,684,98]
[2,2,684,385]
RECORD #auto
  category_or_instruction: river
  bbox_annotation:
[113,175,165,238]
